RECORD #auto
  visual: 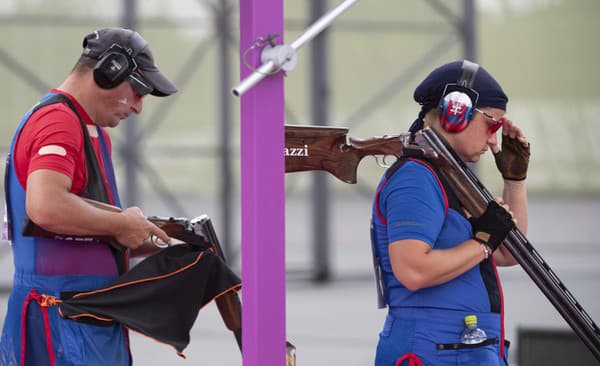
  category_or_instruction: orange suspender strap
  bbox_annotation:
[20,290,61,366]
[395,352,424,366]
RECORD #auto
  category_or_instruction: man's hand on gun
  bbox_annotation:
[115,207,171,250]
[490,118,531,181]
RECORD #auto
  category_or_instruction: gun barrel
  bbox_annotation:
[417,127,600,361]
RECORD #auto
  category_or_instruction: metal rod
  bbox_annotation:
[309,0,332,283]
[0,49,50,93]
[232,60,276,96]
[232,0,359,97]
[463,0,476,61]
[215,0,234,260]
[345,35,456,128]
[289,0,359,51]
[122,0,139,206]
[136,39,214,141]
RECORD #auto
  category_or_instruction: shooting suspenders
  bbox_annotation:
[371,156,456,307]
[371,156,503,314]
[21,94,128,274]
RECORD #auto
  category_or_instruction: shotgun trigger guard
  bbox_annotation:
[338,134,355,152]
[339,142,351,152]
[150,235,169,249]
[378,155,396,168]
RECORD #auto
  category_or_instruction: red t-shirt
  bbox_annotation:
[14,89,113,200]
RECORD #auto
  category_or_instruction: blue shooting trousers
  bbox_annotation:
[375,307,510,366]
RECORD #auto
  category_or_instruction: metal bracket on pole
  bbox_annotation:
[232,0,359,97]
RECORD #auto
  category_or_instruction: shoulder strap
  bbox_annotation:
[393,157,462,212]
[373,159,411,226]
[370,156,464,308]
[23,94,127,274]
[415,157,463,215]
[374,156,464,226]
[38,95,111,203]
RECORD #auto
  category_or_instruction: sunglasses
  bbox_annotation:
[475,108,504,133]
[128,71,154,96]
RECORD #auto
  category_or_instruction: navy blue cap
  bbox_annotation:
[414,60,507,110]
[409,60,508,133]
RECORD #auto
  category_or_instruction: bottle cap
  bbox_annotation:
[464,315,477,326]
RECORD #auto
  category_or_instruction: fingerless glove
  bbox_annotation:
[469,201,516,251]
[493,135,531,180]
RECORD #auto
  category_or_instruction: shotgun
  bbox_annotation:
[194,215,298,363]
[414,127,600,361]
[193,214,243,352]
[285,124,424,183]
[284,124,600,360]
[21,199,243,354]
[20,198,211,252]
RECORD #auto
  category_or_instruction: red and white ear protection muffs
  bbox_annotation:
[438,60,480,133]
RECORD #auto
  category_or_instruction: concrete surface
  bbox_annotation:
[0,194,598,365]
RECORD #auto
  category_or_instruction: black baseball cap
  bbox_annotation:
[82,27,178,97]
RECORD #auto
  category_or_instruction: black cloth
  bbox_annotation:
[59,244,241,355]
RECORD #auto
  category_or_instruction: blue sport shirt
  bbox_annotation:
[371,159,498,313]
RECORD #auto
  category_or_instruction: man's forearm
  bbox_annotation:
[28,189,126,237]
[25,169,127,237]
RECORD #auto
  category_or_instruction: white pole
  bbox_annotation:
[232,0,359,97]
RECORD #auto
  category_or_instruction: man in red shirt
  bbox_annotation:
[1,27,176,365]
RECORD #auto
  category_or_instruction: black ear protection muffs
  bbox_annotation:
[93,32,153,95]
[438,60,480,133]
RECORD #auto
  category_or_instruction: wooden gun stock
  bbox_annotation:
[21,200,124,250]
[81,199,208,249]
[215,291,242,343]
[21,199,211,252]
[285,124,405,183]
[197,215,243,352]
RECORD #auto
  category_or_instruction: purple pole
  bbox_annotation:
[239,1,286,366]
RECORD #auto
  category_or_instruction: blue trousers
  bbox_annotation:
[375,307,510,366]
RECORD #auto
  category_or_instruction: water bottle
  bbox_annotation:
[460,315,487,344]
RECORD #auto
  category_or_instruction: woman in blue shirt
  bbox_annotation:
[372,60,530,365]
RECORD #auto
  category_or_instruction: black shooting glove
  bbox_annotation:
[493,135,530,180]
[469,201,516,252]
